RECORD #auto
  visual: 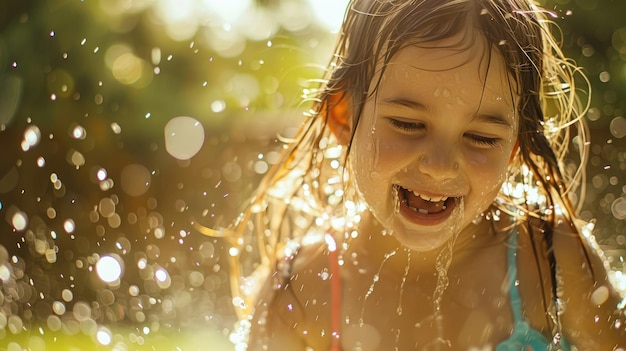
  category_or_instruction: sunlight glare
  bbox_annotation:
[306,0,350,32]
[202,0,251,23]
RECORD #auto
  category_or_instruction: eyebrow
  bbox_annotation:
[473,113,512,127]
[381,97,428,111]
[380,97,512,127]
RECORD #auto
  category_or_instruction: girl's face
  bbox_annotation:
[348,36,518,252]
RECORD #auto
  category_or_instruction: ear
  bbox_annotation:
[324,91,351,146]
[509,138,519,164]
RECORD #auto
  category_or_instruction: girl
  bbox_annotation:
[215,0,626,350]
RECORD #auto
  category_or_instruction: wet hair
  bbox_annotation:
[322,0,588,215]
[219,0,591,338]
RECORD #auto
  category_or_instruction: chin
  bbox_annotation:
[390,223,457,252]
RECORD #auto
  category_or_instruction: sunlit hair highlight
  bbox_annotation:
[212,0,591,334]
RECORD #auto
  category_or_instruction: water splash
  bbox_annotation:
[396,249,410,316]
[360,248,398,326]
[428,197,465,350]
[392,249,412,350]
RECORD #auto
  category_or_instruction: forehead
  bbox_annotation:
[374,35,516,106]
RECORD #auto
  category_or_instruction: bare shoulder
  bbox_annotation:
[546,216,626,348]
[248,236,335,350]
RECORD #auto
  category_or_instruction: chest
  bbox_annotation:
[336,251,513,350]
[286,253,486,348]
[283,238,551,350]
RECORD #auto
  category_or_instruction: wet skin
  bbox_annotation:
[349,35,518,253]
[255,216,624,350]
[249,35,626,351]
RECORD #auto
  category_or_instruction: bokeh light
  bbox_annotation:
[96,255,124,283]
[0,1,623,349]
[164,116,206,160]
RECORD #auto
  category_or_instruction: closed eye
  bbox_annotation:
[386,118,424,133]
[465,134,500,147]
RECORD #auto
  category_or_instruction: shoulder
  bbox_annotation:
[254,233,333,307]
[518,214,612,290]
[523,215,626,348]
[513,215,623,339]
[249,234,336,349]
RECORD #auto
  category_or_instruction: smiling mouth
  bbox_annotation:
[395,185,454,213]
[394,185,460,225]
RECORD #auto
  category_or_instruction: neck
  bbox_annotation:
[341,209,508,279]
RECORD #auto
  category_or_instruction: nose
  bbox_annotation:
[417,143,459,181]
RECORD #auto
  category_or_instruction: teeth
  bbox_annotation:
[397,186,453,215]
[410,190,448,203]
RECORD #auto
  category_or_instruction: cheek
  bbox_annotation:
[350,134,383,188]
[352,125,412,176]
[467,147,511,169]
[467,151,488,166]
[467,152,510,191]
[373,140,415,170]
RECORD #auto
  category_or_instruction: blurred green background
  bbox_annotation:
[0,0,624,350]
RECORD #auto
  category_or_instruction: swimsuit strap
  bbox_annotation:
[498,227,572,351]
[506,227,524,323]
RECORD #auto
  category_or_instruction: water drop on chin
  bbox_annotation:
[444,197,464,235]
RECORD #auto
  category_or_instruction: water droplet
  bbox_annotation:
[22,125,41,150]
[319,270,330,280]
[110,122,122,134]
[96,255,123,283]
[96,327,112,345]
[164,116,205,160]
[72,301,91,321]
[612,197,626,220]
[11,211,28,231]
[590,286,609,306]
[0,265,11,281]
[98,197,116,218]
[599,71,611,82]
[71,125,87,139]
[61,289,73,302]
[63,219,75,233]
[120,164,151,197]
[46,315,62,331]
[609,116,626,138]
[52,301,66,315]
[155,268,171,288]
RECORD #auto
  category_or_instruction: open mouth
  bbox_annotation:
[394,185,460,225]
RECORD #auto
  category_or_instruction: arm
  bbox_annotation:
[552,220,626,349]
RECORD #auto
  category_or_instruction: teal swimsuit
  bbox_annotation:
[496,227,571,351]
